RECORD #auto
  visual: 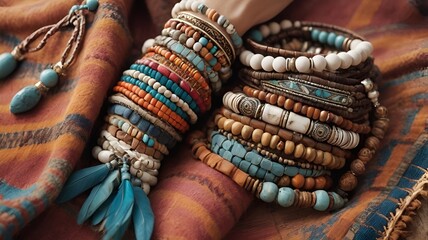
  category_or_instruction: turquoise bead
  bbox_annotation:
[284,166,298,177]
[86,0,99,11]
[318,31,328,44]
[260,182,278,203]
[10,85,41,114]
[277,187,295,207]
[238,160,251,172]
[249,30,263,42]
[335,35,345,49]
[264,172,276,182]
[223,150,233,161]
[231,142,246,158]
[271,162,284,177]
[199,37,208,46]
[314,190,330,211]
[231,155,241,165]
[147,138,155,147]
[248,165,258,177]
[260,158,272,170]
[0,52,17,80]
[311,29,320,41]
[327,32,337,46]
[40,69,59,88]
[331,192,346,210]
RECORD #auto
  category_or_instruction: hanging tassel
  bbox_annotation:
[56,162,115,203]
[102,163,135,240]
[132,185,155,240]
[91,193,116,226]
[77,169,120,224]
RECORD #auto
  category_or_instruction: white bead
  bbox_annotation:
[359,41,373,55]
[250,54,264,70]
[148,78,156,86]
[91,146,103,159]
[226,24,235,34]
[141,38,154,54]
[193,42,202,52]
[260,25,270,37]
[186,38,195,48]
[132,71,139,79]
[325,54,341,71]
[191,1,199,12]
[171,5,179,17]
[368,90,379,99]
[153,82,161,90]
[138,73,145,81]
[142,183,150,194]
[261,56,274,72]
[269,22,281,35]
[356,47,368,62]
[98,150,114,163]
[350,39,362,50]
[185,0,192,9]
[361,78,374,92]
[272,57,287,72]
[158,86,166,94]
[312,55,327,72]
[295,56,311,73]
[294,21,301,28]
[337,52,352,69]
[133,160,142,169]
[239,50,253,66]
[286,112,311,134]
[171,94,179,102]
[280,19,292,29]
[347,49,362,66]
[261,104,283,126]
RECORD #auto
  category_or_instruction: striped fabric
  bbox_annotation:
[1,0,427,239]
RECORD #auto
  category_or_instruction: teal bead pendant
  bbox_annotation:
[0,52,18,80]
[10,85,42,114]
[10,68,59,114]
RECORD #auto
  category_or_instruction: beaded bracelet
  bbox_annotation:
[215,124,345,170]
[191,139,346,211]
[171,0,242,54]
[121,70,198,123]
[105,115,169,156]
[113,84,190,133]
[219,107,351,158]
[241,20,373,73]
[223,91,360,149]
[133,54,211,111]
[241,85,371,134]
[104,124,165,160]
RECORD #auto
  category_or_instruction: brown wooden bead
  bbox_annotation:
[303,177,315,190]
[277,96,286,106]
[365,136,380,150]
[241,125,253,140]
[339,172,358,192]
[301,105,308,115]
[313,150,324,164]
[231,121,244,135]
[294,143,305,158]
[312,109,320,120]
[270,94,278,105]
[323,152,333,167]
[284,140,295,155]
[314,176,327,189]
[358,147,373,163]
[351,159,366,175]
[375,105,388,118]
[306,106,315,118]
[270,135,280,150]
[277,175,291,187]
[276,140,285,151]
[305,147,316,162]
[223,118,234,132]
[319,111,328,122]
[291,174,305,189]
[261,132,272,147]
[284,99,294,110]
[252,129,263,143]
[371,127,385,139]
[293,102,302,113]
[373,119,389,130]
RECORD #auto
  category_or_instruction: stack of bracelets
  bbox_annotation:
[89,0,242,196]
[191,20,390,211]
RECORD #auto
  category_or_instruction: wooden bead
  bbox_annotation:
[313,150,324,164]
[261,132,272,146]
[241,125,253,140]
[284,140,295,155]
[291,174,305,189]
[375,106,388,118]
[252,128,264,143]
[223,118,234,131]
[339,172,358,192]
[231,121,244,135]
[358,147,373,163]
[312,109,320,120]
[303,177,315,190]
[294,143,305,158]
[371,127,385,139]
[284,99,294,110]
[305,147,316,162]
[314,176,327,189]
[373,119,389,130]
[319,111,328,122]
[365,136,380,150]
[306,106,315,118]
[277,175,291,187]
[293,102,302,112]
[277,96,286,106]
[350,159,366,175]
[270,135,280,150]
[216,116,226,128]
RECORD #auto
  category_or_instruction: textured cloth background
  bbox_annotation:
[0,0,427,239]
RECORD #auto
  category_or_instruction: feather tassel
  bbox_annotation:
[56,163,112,203]
[132,185,155,240]
[77,169,120,224]
[103,163,134,240]
[91,193,115,226]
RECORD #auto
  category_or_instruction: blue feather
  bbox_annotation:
[112,213,132,240]
[103,164,134,240]
[91,193,115,226]
[132,186,154,240]
[56,163,111,203]
[77,170,120,224]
